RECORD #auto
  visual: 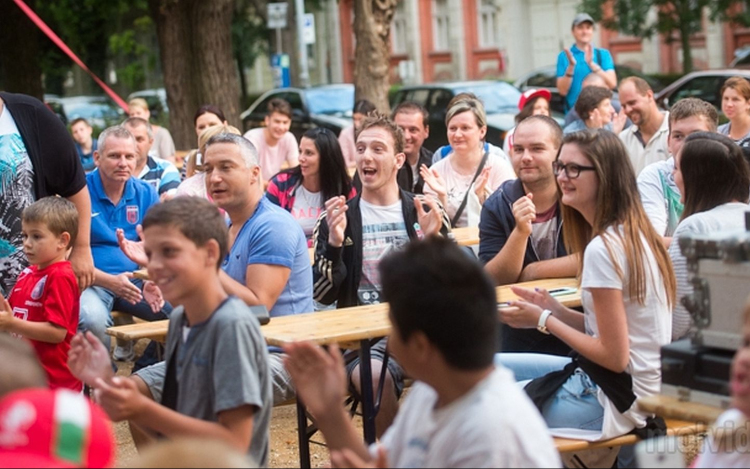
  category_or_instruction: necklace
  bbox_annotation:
[297,185,321,208]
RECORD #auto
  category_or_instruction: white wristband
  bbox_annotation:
[537,309,553,335]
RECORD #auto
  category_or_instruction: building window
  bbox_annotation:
[392,1,408,55]
[432,0,450,51]
[478,0,501,49]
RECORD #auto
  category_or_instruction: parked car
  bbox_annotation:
[730,46,750,69]
[240,84,354,140]
[390,81,522,150]
[513,64,666,115]
[653,69,750,112]
[59,96,125,130]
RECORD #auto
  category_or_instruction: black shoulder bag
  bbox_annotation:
[451,149,489,227]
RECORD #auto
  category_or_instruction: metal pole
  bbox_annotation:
[294,0,310,88]
[276,27,282,55]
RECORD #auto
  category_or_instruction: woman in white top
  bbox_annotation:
[718,77,750,148]
[266,127,354,246]
[421,93,515,227]
[669,132,750,340]
[496,129,676,441]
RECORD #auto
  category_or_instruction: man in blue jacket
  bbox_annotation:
[479,115,575,355]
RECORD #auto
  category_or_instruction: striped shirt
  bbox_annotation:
[138,155,180,196]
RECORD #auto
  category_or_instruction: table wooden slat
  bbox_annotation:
[105,277,581,346]
[637,394,725,424]
[451,226,479,247]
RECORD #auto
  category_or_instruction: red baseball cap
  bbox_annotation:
[518,88,552,112]
[0,388,115,468]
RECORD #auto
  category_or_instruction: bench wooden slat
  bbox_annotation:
[554,419,706,453]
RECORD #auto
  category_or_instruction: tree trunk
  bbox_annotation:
[352,0,397,113]
[679,24,693,74]
[149,0,241,151]
[0,1,43,100]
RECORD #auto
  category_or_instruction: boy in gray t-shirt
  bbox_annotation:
[68,197,272,466]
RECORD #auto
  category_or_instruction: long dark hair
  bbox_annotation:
[285,127,352,203]
[680,132,750,220]
[193,104,226,125]
[560,129,675,306]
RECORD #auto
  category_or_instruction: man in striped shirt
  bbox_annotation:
[123,117,180,201]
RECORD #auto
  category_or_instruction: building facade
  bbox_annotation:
[243,0,750,93]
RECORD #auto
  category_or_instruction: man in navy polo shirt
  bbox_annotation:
[78,125,171,358]
[556,13,617,115]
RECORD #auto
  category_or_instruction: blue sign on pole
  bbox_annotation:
[271,53,291,88]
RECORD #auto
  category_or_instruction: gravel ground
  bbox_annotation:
[112,339,333,468]
[112,339,705,468]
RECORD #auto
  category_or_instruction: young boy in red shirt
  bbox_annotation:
[0,196,81,392]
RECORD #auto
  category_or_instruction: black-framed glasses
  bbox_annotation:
[552,161,596,179]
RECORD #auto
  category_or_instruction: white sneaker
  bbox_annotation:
[113,341,135,362]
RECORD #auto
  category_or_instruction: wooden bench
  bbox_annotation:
[553,419,706,454]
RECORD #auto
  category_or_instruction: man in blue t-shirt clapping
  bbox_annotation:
[556,13,617,115]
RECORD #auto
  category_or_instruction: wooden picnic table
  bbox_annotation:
[106,277,579,345]
[106,276,579,467]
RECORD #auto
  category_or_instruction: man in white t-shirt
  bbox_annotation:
[618,77,670,175]
[637,98,719,245]
[243,98,299,182]
[287,237,560,468]
[312,112,450,438]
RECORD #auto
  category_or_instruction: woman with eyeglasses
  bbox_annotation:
[669,132,750,341]
[266,127,355,246]
[420,93,515,228]
[495,129,676,447]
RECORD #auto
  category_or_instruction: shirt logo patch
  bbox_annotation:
[30,275,47,300]
[126,206,139,224]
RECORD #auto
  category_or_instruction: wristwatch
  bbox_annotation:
[537,309,553,335]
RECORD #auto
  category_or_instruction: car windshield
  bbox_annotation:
[453,83,520,114]
[305,87,354,116]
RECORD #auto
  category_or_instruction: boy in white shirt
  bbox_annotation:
[285,236,560,468]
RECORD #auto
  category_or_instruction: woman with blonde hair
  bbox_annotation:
[175,124,241,199]
[718,76,750,148]
[421,93,515,227]
[496,129,676,444]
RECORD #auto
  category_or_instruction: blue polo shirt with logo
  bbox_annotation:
[87,170,159,275]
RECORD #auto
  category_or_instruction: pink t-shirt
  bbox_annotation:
[338,125,357,168]
[243,128,300,181]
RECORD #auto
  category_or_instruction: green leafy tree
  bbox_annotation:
[580,0,750,73]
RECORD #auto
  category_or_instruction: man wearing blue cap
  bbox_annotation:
[556,13,617,115]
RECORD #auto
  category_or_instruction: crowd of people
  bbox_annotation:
[3,12,750,466]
